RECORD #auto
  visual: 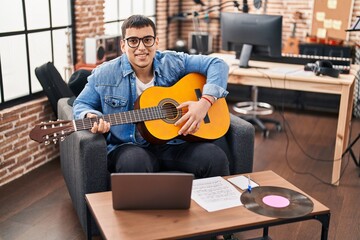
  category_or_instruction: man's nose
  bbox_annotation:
[137,39,146,49]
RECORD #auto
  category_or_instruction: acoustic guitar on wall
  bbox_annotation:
[283,11,303,55]
[29,73,230,145]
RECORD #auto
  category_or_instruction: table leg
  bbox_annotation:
[262,226,269,237]
[86,205,92,240]
[332,82,355,185]
[315,213,331,240]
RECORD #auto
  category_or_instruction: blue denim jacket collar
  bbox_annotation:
[120,52,162,81]
[120,54,134,77]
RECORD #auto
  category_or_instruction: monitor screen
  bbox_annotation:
[221,12,282,68]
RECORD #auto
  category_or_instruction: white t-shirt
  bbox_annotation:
[135,76,155,142]
[136,76,155,96]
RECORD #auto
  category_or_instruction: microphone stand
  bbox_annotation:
[344,16,360,176]
[342,133,360,176]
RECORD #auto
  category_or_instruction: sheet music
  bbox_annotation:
[191,176,242,212]
[228,175,259,190]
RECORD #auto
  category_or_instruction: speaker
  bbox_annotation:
[188,32,212,54]
[305,60,340,78]
[84,35,122,64]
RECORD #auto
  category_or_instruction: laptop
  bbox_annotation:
[111,173,194,210]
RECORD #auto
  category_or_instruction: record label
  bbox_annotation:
[262,195,290,208]
[240,186,314,218]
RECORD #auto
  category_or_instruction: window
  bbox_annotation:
[104,0,156,36]
[0,0,72,107]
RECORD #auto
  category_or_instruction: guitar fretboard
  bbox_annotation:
[73,106,169,131]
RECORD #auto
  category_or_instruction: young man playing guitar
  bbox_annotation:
[73,15,230,180]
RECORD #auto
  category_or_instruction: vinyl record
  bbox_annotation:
[241,186,314,218]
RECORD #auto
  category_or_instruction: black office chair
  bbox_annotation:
[233,85,281,138]
[35,62,74,118]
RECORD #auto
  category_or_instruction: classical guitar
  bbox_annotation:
[29,73,230,145]
[283,11,303,55]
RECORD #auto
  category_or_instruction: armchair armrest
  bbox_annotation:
[214,114,255,174]
[58,98,109,237]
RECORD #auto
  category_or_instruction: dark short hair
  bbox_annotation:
[121,15,156,38]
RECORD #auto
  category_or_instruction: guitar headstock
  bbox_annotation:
[29,120,74,145]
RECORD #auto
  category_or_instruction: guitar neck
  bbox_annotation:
[291,22,297,37]
[73,106,166,131]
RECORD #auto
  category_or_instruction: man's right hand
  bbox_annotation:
[86,113,111,134]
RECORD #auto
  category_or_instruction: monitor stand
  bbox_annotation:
[239,44,252,68]
[239,44,267,69]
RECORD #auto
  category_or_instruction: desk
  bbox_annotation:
[86,170,330,240]
[211,53,356,185]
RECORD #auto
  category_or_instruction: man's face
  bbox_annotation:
[121,26,158,71]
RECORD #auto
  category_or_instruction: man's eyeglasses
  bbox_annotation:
[124,36,156,48]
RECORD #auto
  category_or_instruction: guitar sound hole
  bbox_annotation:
[159,99,181,124]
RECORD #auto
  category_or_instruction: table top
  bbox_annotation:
[211,53,356,88]
[86,170,330,240]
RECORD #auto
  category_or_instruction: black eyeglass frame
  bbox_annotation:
[124,36,156,48]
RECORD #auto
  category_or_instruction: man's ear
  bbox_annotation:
[155,36,159,49]
[120,39,126,53]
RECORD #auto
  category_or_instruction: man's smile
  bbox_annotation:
[135,52,149,59]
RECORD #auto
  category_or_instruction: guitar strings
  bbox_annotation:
[75,105,188,130]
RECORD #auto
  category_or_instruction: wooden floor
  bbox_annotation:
[1,107,360,240]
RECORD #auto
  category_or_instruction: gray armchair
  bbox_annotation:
[57,97,255,239]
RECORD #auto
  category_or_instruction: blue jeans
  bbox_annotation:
[107,142,230,178]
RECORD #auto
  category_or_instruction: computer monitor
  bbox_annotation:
[221,12,282,68]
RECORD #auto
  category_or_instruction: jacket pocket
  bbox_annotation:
[105,95,127,108]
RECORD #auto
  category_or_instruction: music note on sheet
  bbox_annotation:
[191,176,242,212]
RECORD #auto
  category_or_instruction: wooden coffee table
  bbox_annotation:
[85,170,330,240]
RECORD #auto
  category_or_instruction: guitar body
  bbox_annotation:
[283,37,300,55]
[283,12,303,55]
[136,73,230,143]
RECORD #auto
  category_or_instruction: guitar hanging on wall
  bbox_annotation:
[283,11,303,55]
[29,73,230,145]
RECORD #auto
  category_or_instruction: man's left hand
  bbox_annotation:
[175,95,214,136]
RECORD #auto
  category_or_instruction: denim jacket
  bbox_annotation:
[73,50,229,154]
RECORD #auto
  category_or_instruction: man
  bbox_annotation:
[73,15,230,178]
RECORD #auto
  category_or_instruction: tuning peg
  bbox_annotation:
[45,141,50,145]
[53,138,58,144]
[60,136,66,141]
